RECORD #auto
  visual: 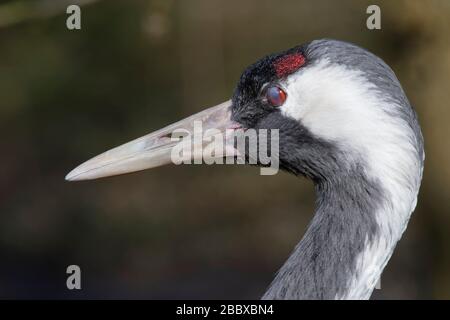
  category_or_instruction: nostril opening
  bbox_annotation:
[160,131,189,139]
[160,132,172,139]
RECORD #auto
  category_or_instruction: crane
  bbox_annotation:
[66,39,424,299]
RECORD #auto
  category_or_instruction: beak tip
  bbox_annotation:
[65,166,87,181]
[65,170,78,181]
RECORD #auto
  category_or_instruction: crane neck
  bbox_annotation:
[262,170,408,299]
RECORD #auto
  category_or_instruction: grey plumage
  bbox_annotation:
[262,161,384,299]
[306,39,424,164]
[231,39,424,299]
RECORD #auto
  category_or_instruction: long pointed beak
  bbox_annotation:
[66,100,240,181]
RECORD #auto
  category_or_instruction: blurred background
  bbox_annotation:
[0,0,449,299]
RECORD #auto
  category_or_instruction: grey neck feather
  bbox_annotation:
[262,167,384,300]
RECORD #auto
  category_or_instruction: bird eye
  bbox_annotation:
[265,86,287,107]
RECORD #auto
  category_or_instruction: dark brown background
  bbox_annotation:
[0,0,449,299]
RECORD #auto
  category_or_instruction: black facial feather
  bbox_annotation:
[230,42,338,182]
[231,44,308,128]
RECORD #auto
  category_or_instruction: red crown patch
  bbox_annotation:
[274,53,305,78]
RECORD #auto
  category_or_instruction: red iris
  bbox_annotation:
[266,86,287,107]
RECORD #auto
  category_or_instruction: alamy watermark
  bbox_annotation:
[66,265,81,290]
[66,5,81,30]
[366,5,381,30]
[169,121,280,175]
